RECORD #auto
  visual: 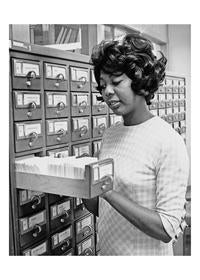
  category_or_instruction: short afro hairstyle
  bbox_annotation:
[90,32,167,105]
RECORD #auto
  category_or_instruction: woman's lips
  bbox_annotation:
[108,100,121,110]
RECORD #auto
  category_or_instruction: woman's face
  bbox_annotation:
[99,72,140,117]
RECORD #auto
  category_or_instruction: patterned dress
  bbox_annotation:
[98,116,189,255]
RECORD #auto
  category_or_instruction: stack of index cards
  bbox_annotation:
[15,156,98,180]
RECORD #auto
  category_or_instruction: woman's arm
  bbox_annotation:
[101,190,171,243]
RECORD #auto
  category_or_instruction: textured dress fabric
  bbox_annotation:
[98,116,189,256]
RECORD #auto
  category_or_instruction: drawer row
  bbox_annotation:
[12,59,97,92]
[18,192,89,219]
[13,91,111,121]
[22,232,96,256]
[13,90,186,122]
[19,203,95,248]
[12,58,186,94]
[14,115,122,152]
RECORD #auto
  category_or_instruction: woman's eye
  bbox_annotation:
[100,85,106,90]
[112,80,121,86]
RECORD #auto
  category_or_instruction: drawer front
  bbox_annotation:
[71,92,90,116]
[22,240,49,256]
[19,210,47,247]
[51,225,73,255]
[13,91,42,121]
[92,93,107,115]
[44,63,68,91]
[12,59,41,90]
[46,119,70,146]
[15,121,44,152]
[18,190,45,217]
[76,235,95,256]
[75,214,94,243]
[72,142,91,157]
[50,199,73,231]
[70,66,90,92]
[47,146,69,158]
[45,92,69,118]
[92,116,107,138]
[71,117,91,141]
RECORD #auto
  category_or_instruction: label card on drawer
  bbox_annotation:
[14,60,40,76]
[77,94,88,105]
[24,123,41,136]
[71,68,88,81]
[17,125,25,138]
[48,121,54,133]
[28,211,45,228]
[31,242,47,256]
[81,216,92,229]
[82,238,92,251]
[179,80,185,87]
[48,94,53,106]
[52,67,66,79]
[57,201,70,215]
[99,163,113,179]
[20,190,28,204]
[79,145,90,155]
[16,93,23,106]
[21,218,28,232]
[46,64,66,79]
[54,121,68,132]
[52,234,59,246]
[51,206,57,218]
[58,227,71,243]
[165,79,173,86]
[97,117,107,126]
[78,118,89,128]
[173,107,179,114]
[23,63,40,76]
[23,94,40,106]
[53,95,67,106]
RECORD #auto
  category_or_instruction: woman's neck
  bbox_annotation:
[123,105,154,126]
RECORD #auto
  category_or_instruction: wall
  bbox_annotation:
[167,24,191,182]
[124,24,168,43]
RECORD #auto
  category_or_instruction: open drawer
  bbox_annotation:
[15,158,114,199]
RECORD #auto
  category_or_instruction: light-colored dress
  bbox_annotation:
[98,116,189,255]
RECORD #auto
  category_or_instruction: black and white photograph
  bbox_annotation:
[8,23,191,257]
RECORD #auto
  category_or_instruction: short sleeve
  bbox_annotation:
[155,134,189,240]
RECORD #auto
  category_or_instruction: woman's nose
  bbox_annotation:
[104,85,115,98]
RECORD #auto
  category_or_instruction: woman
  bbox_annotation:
[86,33,189,255]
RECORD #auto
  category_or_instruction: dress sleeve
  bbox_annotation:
[155,134,190,240]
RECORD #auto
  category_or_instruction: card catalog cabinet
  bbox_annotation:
[9,41,189,256]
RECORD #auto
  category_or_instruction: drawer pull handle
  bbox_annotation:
[56,129,65,142]
[28,132,38,147]
[83,225,92,236]
[32,224,42,238]
[31,195,41,209]
[55,73,64,87]
[79,125,88,137]
[61,240,70,251]
[56,102,65,115]
[78,100,87,113]
[84,248,93,256]
[98,123,106,134]
[27,101,37,117]
[26,71,36,87]
[60,211,69,223]
[77,76,87,89]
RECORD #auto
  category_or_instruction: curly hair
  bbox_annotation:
[90,33,167,105]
